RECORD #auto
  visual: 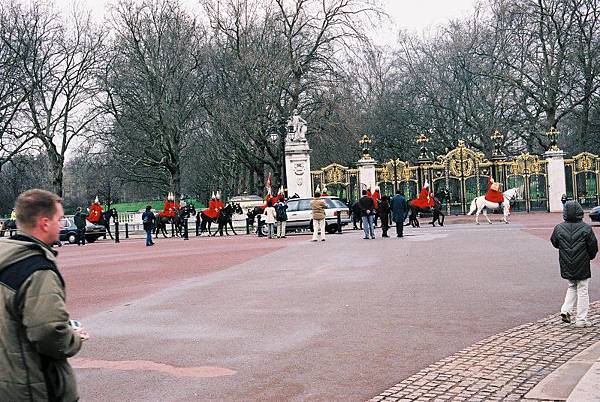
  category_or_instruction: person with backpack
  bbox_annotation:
[142,205,156,246]
[275,197,288,238]
[551,200,598,327]
[0,189,89,401]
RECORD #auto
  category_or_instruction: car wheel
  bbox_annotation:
[259,224,269,237]
[67,233,77,244]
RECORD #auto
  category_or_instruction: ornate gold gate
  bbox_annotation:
[376,159,418,199]
[564,152,600,208]
[311,163,359,202]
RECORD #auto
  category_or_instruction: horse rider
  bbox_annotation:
[87,196,103,224]
[159,192,178,219]
[485,176,504,206]
[202,192,221,221]
[412,179,436,209]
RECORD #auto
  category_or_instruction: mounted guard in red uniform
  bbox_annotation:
[485,176,504,204]
[87,196,103,223]
[412,180,435,209]
[159,192,178,218]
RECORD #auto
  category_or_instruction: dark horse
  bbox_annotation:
[96,208,118,240]
[154,214,175,238]
[211,203,242,236]
[407,188,451,228]
[174,204,196,236]
[200,203,242,236]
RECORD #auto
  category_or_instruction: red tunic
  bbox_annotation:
[159,200,178,218]
[87,203,103,223]
[485,177,504,203]
[371,190,380,209]
[203,199,219,219]
[412,187,435,209]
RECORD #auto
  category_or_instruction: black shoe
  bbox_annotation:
[561,312,571,323]
[363,237,369,240]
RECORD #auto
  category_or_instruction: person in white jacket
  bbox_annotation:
[263,199,277,239]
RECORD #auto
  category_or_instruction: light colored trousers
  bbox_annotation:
[312,219,326,241]
[561,278,590,323]
[277,221,286,237]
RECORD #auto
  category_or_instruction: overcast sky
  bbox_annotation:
[54,0,478,45]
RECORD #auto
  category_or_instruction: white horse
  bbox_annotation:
[467,187,522,224]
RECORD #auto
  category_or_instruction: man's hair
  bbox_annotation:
[76,207,82,212]
[146,205,152,211]
[15,189,62,229]
[314,192,321,198]
[362,190,368,195]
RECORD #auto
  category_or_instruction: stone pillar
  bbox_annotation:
[545,150,567,212]
[357,157,377,192]
[285,140,312,198]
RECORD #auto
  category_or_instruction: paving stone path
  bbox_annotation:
[370,301,600,401]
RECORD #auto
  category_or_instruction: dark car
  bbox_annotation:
[590,206,600,223]
[60,217,106,244]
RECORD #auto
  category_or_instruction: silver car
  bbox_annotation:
[285,196,351,234]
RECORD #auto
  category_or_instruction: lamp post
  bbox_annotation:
[358,134,373,159]
[546,127,560,152]
[490,129,505,159]
[416,133,431,162]
[269,122,288,191]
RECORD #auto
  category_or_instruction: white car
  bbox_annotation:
[285,196,351,234]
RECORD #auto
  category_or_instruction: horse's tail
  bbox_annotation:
[467,198,477,215]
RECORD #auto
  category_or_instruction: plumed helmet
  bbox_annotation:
[315,185,320,193]
[211,191,216,199]
[216,191,221,199]
[94,195,99,204]
[322,185,328,193]
[424,179,429,189]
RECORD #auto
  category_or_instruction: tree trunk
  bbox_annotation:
[48,152,64,197]
[170,164,181,199]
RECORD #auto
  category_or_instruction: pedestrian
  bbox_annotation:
[551,200,598,328]
[0,189,89,401]
[352,200,362,230]
[379,195,391,237]
[263,199,277,239]
[275,197,288,238]
[358,189,375,239]
[142,205,156,246]
[310,191,327,242]
[391,189,408,238]
[73,206,87,246]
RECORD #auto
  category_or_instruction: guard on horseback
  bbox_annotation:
[159,192,179,219]
[412,180,435,209]
[87,196,103,224]
[485,176,504,208]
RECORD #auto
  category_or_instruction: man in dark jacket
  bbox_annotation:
[379,195,391,237]
[0,189,89,401]
[391,190,408,237]
[142,205,156,246]
[358,189,375,239]
[73,207,87,246]
[551,201,598,327]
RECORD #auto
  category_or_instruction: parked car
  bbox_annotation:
[59,217,106,244]
[285,196,351,234]
[590,206,600,223]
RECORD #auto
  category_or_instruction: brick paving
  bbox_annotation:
[370,301,600,401]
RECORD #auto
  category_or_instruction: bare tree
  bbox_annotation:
[11,2,105,196]
[102,0,209,198]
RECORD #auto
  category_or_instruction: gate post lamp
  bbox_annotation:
[416,133,432,163]
[546,127,560,152]
[490,129,505,159]
[359,134,373,159]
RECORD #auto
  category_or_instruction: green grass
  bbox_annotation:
[107,199,205,212]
